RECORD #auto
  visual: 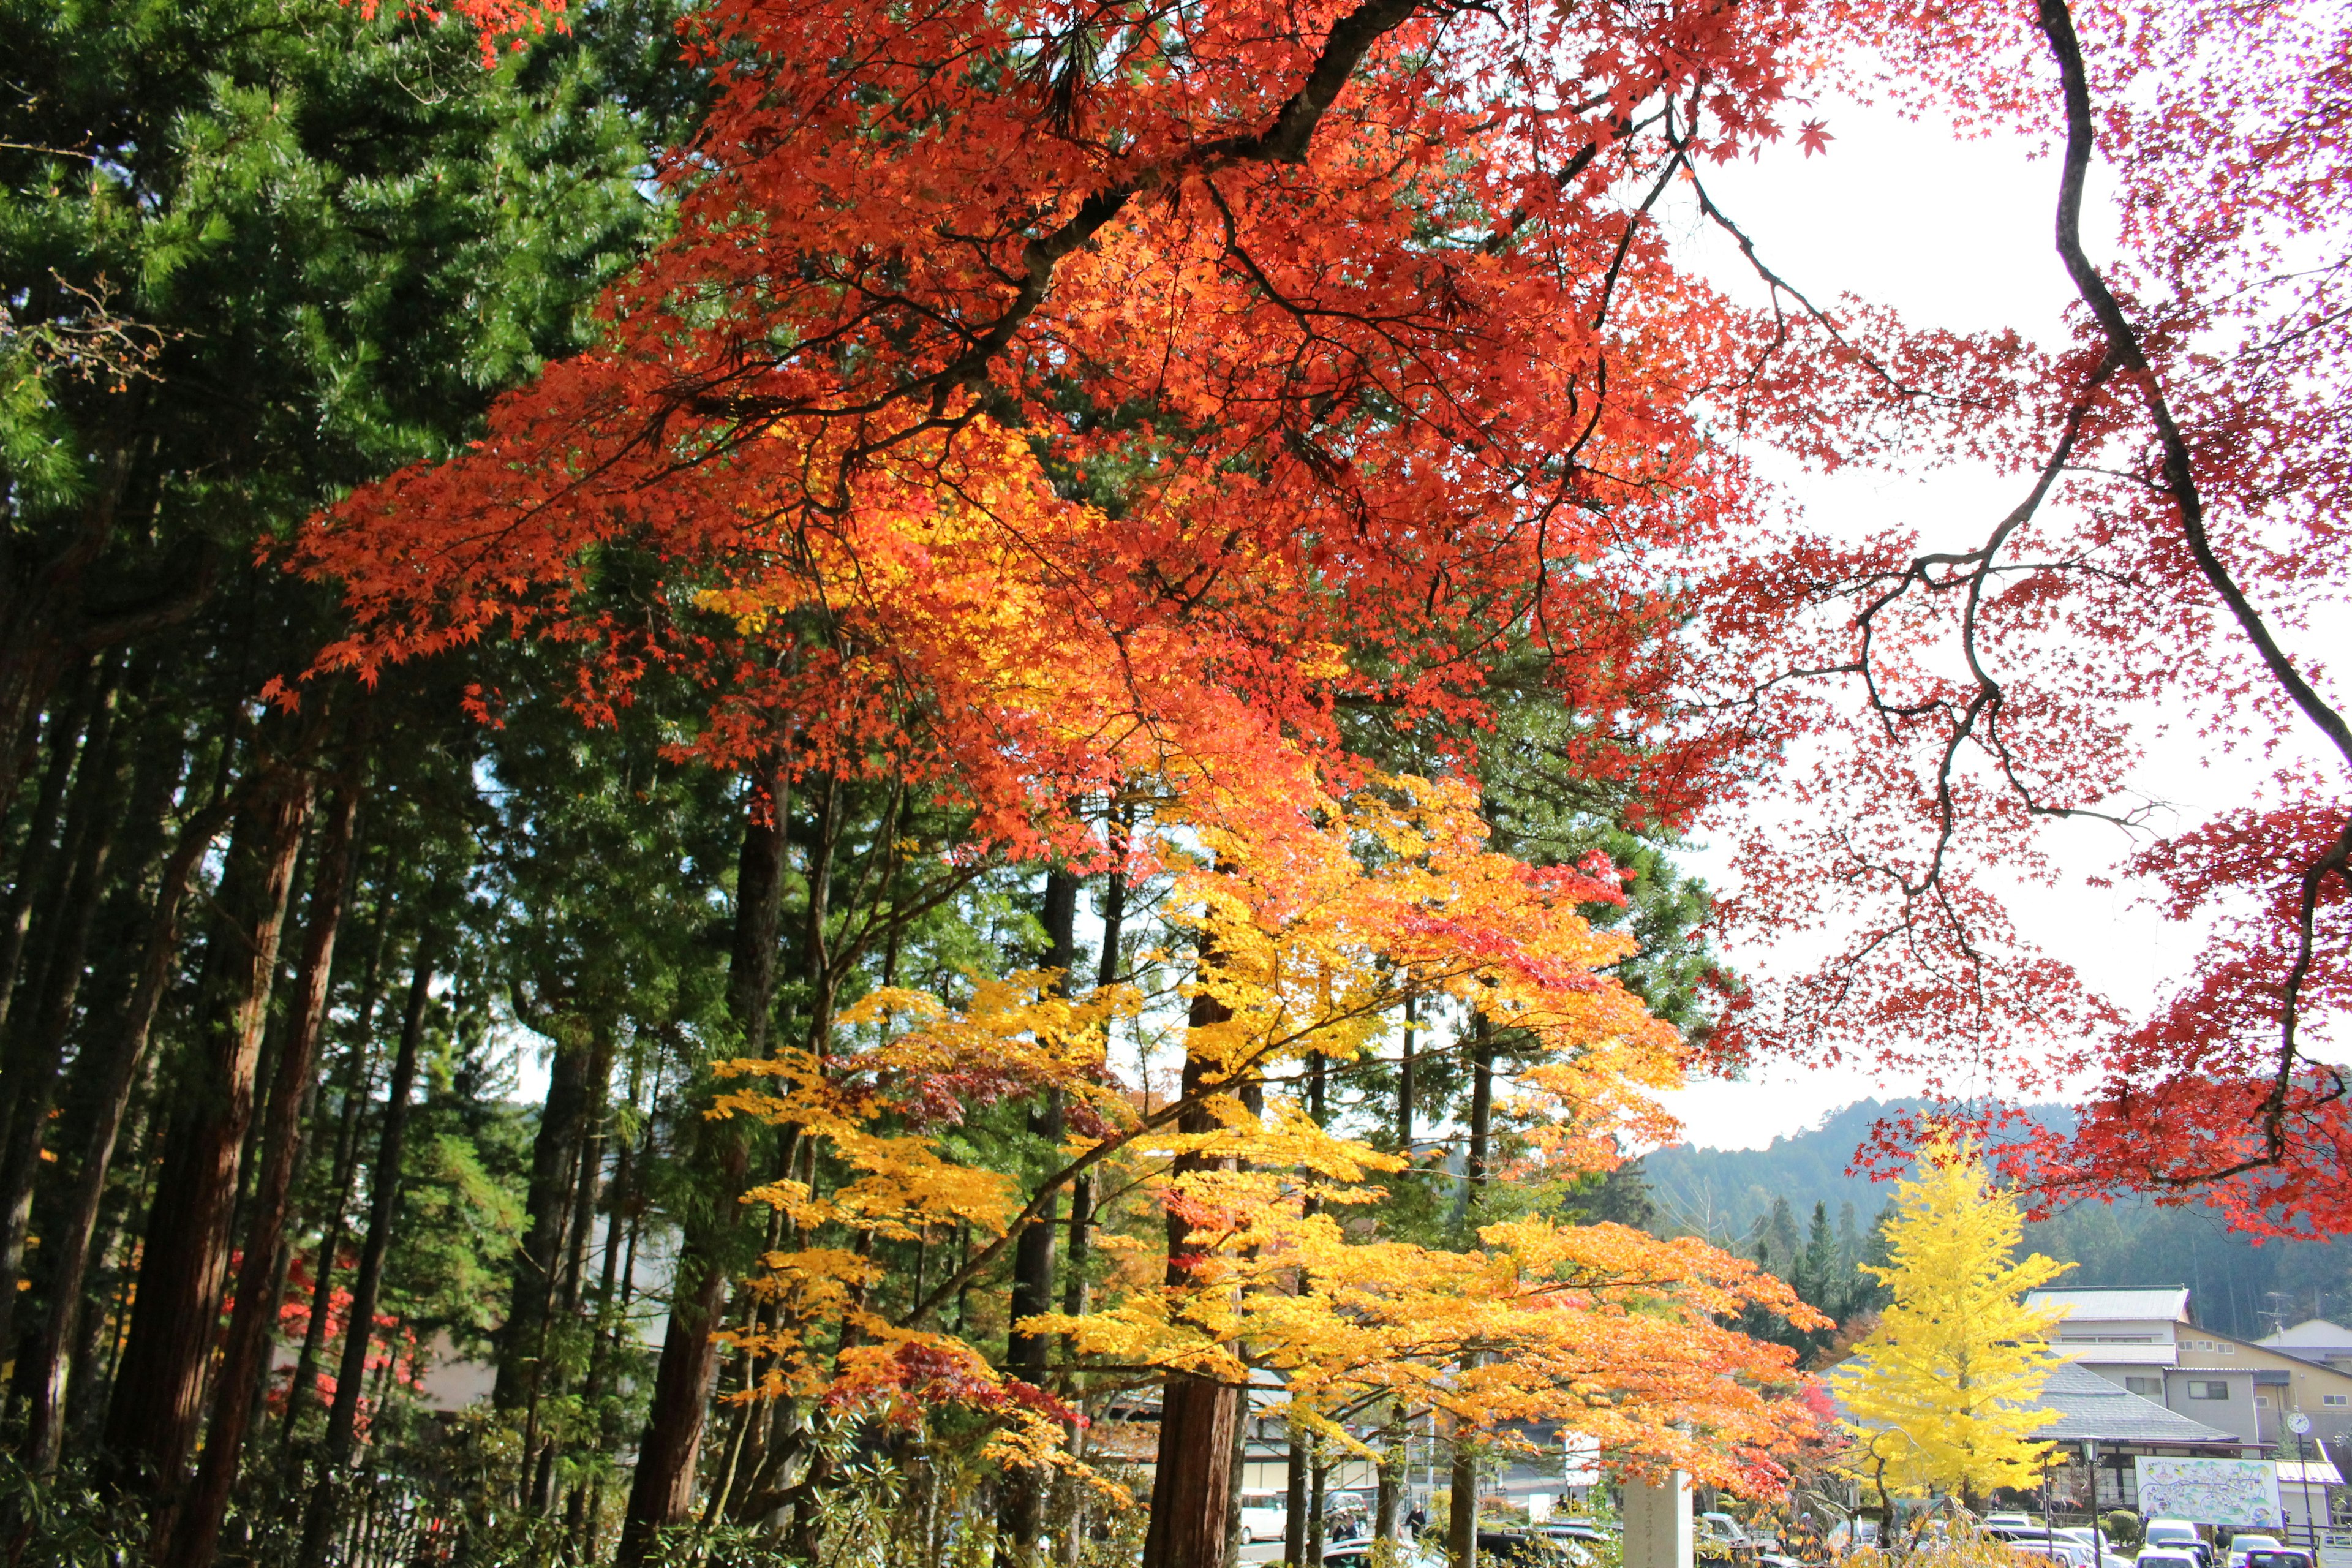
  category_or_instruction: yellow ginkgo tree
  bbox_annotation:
[1834,1134,2071,1507]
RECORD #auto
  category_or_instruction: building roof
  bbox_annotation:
[2277,1461,2343,1486]
[2056,1343,2180,1366]
[2029,1287,2193,1323]
[2262,1320,2352,1351]
[2034,1363,2244,1449]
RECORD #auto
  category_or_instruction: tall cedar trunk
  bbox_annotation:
[24,780,233,1472]
[0,660,124,1356]
[168,779,360,1568]
[530,1024,612,1513]
[495,1019,600,1417]
[1004,865,1079,1550]
[100,764,311,1516]
[1397,992,1417,1150]
[1458,1011,1493,1223]
[279,897,394,1452]
[1053,834,1121,1568]
[575,1053,645,1546]
[1447,1011,1495,1568]
[1061,814,1124,1327]
[616,764,787,1568]
[722,774,838,1531]
[295,947,433,1568]
[0,657,95,1033]
[10,684,179,1418]
[1140,976,1241,1568]
[0,445,142,828]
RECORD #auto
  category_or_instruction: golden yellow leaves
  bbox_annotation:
[1834,1135,2070,1498]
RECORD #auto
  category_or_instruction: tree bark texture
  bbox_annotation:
[616,763,787,1568]
[494,1017,601,1414]
[101,763,311,1511]
[1005,865,1080,1548]
[0,656,96,1034]
[295,944,434,1568]
[0,658,124,1357]
[23,779,233,1473]
[168,778,360,1568]
[1142,976,1241,1568]
[1447,1442,1478,1568]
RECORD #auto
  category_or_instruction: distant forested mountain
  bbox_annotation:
[1640,1099,2352,1343]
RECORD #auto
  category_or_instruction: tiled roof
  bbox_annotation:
[2035,1363,2243,1448]
[2029,1288,2193,1324]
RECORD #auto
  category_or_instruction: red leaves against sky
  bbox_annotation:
[303,0,2350,1232]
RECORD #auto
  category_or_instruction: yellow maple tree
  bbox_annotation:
[703,768,1830,1496]
[1833,1134,2071,1503]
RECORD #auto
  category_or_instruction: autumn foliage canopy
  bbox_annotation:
[275,0,2352,1535]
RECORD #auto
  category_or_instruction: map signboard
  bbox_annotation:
[2133,1457,2284,1528]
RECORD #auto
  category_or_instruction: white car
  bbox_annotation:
[2227,1537,2285,1568]
[2144,1520,2209,1567]
[2139,1551,2203,1568]
[1237,1491,1289,1545]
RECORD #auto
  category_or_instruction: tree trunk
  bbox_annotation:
[1308,1458,1329,1564]
[1374,1400,1406,1543]
[495,1014,601,1418]
[100,763,312,1517]
[1447,1441,1478,1568]
[1141,976,1241,1568]
[278,896,395,1453]
[1447,1011,1494,1568]
[1005,865,1079,1550]
[23,779,234,1473]
[1457,1011,1493,1225]
[529,1023,612,1513]
[1398,992,1417,1150]
[0,658,125,1357]
[1284,1426,1310,1567]
[0,656,95,1034]
[616,763,787,1568]
[167,778,360,1568]
[295,944,434,1568]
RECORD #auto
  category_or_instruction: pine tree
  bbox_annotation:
[1833,1136,2071,1505]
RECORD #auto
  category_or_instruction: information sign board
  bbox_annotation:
[2133,1457,2285,1528]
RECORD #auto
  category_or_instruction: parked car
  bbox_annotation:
[1321,1547,1423,1568]
[2144,1520,2213,1568]
[2048,1526,2133,1568]
[1237,1490,1289,1544]
[2242,1551,2314,1568]
[1476,1532,1586,1566]
[1527,1532,1596,1567]
[1324,1544,1447,1568]
[1700,1513,1759,1564]
[1989,1517,2041,1534]
[2137,1550,2203,1568]
[2226,1536,2285,1568]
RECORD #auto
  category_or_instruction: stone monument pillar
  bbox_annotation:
[1623,1469,1694,1568]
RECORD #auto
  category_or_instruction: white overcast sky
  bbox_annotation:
[1651,91,2351,1150]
